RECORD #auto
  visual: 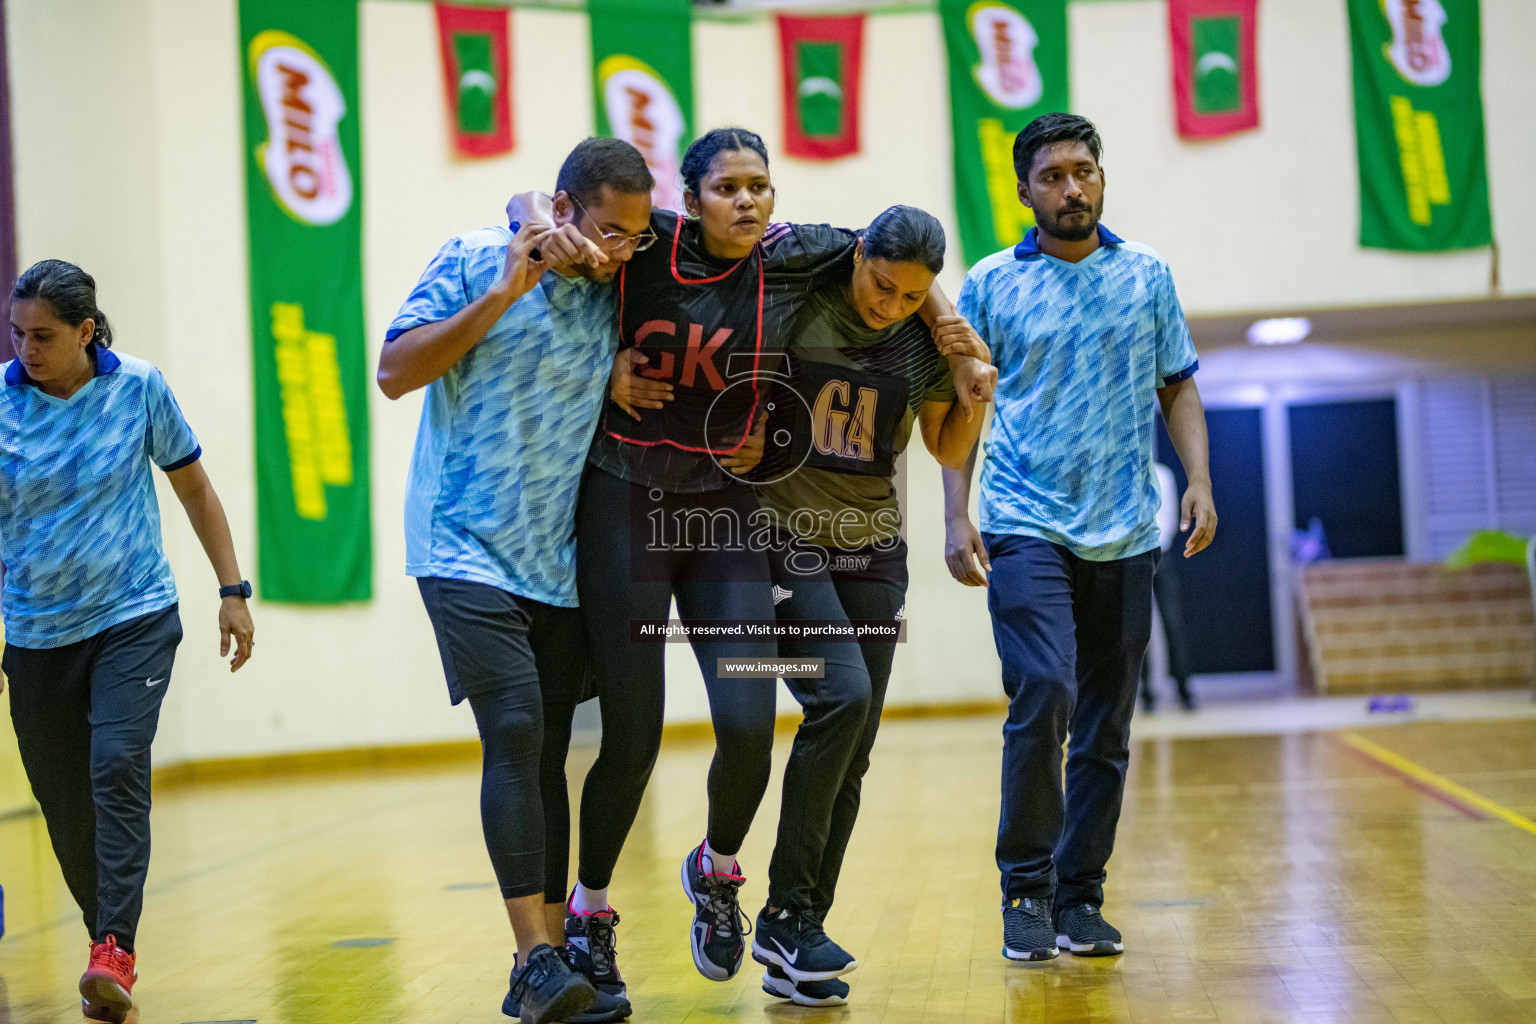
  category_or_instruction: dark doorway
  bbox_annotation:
[1157,406,1275,674]
[1288,398,1404,558]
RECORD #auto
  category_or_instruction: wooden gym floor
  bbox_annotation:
[2,713,1536,1023]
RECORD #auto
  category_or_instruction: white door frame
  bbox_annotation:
[1188,380,1417,697]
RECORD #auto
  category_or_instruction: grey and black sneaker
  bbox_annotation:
[1001,897,1060,962]
[761,962,850,1007]
[565,904,627,1002]
[680,842,750,981]
[751,906,857,982]
[1054,903,1124,956]
[503,943,596,1024]
[503,983,630,1024]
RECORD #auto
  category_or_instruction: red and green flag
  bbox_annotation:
[1348,0,1491,251]
[776,15,865,161]
[1169,0,1259,139]
[434,2,513,159]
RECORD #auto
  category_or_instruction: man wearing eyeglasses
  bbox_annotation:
[376,137,654,1024]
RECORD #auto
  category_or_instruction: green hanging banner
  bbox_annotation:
[941,0,1070,266]
[1347,0,1492,251]
[238,0,372,603]
[588,0,694,212]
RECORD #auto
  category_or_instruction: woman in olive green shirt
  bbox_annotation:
[606,205,992,1005]
[753,207,992,1006]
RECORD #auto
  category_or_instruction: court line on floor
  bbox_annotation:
[0,790,428,946]
[1338,731,1536,836]
[1334,733,1485,819]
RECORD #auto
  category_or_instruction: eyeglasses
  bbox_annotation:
[570,195,658,253]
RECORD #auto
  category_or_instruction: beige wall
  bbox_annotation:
[6,0,1534,763]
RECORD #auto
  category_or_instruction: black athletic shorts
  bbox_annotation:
[416,576,597,707]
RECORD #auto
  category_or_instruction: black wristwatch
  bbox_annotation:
[220,581,253,600]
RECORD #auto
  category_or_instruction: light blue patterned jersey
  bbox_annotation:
[0,349,200,648]
[386,226,617,607]
[960,225,1198,561]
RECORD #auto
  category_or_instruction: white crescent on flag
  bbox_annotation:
[460,69,497,94]
[1196,51,1238,77]
[798,76,843,101]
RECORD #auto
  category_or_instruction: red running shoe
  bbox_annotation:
[80,936,136,1023]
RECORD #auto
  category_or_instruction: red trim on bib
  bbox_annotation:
[605,217,765,455]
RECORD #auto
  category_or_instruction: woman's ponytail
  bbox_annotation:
[90,308,113,349]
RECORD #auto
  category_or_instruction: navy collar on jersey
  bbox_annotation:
[1014,223,1124,260]
[6,345,121,388]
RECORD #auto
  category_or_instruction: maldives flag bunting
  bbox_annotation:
[434,3,513,158]
[777,15,865,161]
[1169,0,1259,139]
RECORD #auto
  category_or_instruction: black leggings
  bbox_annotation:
[540,698,579,903]
[575,467,778,889]
[811,560,905,921]
[469,688,589,903]
[419,578,596,902]
[768,540,907,921]
[467,686,545,900]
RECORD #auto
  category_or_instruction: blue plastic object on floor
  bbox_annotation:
[1367,695,1413,714]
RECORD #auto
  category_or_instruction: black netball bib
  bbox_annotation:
[604,216,766,456]
[780,357,908,478]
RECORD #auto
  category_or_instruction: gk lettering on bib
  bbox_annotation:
[608,216,766,455]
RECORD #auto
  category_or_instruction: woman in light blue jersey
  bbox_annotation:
[0,260,255,1024]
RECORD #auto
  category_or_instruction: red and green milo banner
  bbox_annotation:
[589,0,694,212]
[1348,0,1492,251]
[238,0,372,603]
[941,0,1070,266]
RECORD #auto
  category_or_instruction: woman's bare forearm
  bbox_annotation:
[943,440,980,523]
[167,463,243,586]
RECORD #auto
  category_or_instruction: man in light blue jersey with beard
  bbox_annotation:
[378,137,656,1024]
[943,113,1217,965]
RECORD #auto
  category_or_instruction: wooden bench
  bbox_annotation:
[1297,559,1535,694]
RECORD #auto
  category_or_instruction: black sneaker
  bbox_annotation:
[504,944,596,1024]
[1054,903,1124,957]
[761,962,850,1007]
[680,842,750,981]
[503,984,630,1024]
[751,906,857,982]
[1001,897,1059,962]
[565,904,627,1002]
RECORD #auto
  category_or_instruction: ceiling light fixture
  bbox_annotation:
[1246,317,1312,346]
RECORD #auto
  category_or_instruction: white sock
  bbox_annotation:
[571,882,608,915]
[703,838,739,871]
